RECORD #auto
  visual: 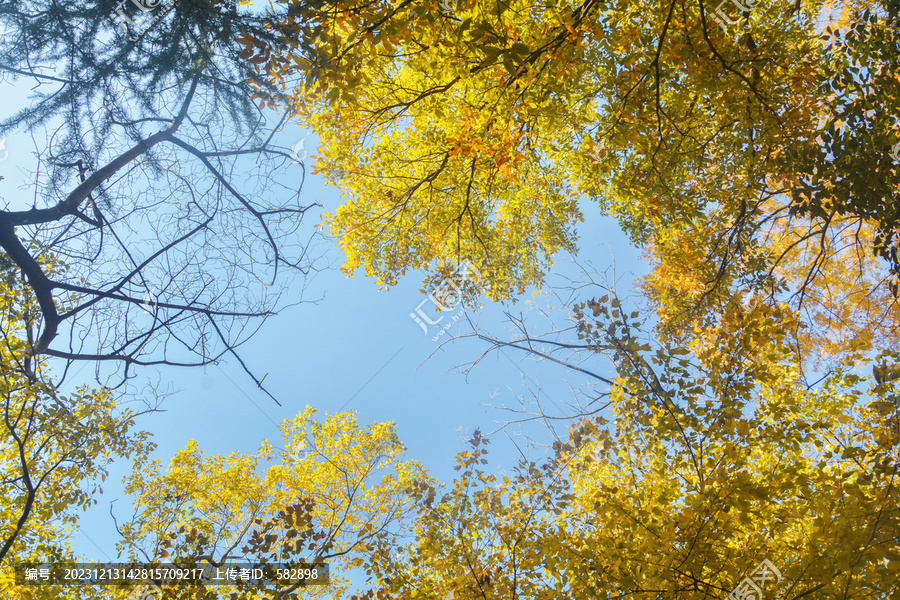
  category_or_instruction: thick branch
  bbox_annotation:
[0,74,200,227]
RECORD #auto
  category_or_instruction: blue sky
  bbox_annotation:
[62,139,649,564]
[0,68,649,573]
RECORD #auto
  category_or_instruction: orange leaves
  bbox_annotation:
[756,206,900,370]
[446,113,526,181]
[241,0,601,299]
[237,33,271,67]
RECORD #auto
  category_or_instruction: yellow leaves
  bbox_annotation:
[196,5,900,592]
[757,207,900,370]
[640,186,899,379]
[258,0,613,300]
[118,407,428,597]
[0,274,151,588]
[550,285,900,592]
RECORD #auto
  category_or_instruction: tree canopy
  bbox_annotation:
[241,0,900,369]
[38,409,422,600]
[354,295,900,599]
[1,0,899,598]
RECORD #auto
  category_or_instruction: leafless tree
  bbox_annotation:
[428,257,639,442]
[0,0,320,401]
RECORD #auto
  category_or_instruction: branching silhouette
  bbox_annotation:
[0,0,320,401]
